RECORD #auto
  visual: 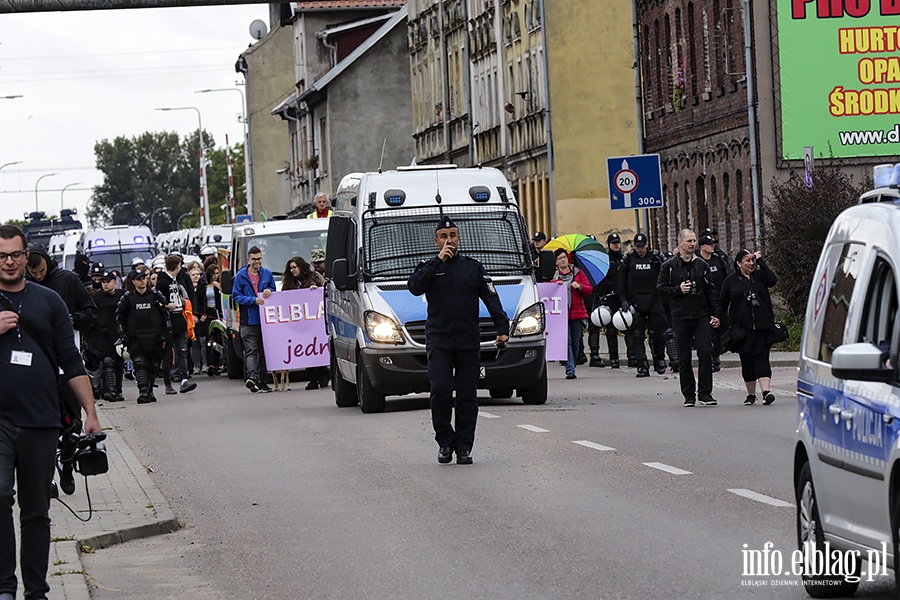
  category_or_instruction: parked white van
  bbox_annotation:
[795,181,900,596]
[83,225,155,274]
[325,165,553,413]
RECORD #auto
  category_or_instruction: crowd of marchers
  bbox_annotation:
[535,226,780,408]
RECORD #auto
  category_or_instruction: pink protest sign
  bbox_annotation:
[538,282,568,361]
[260,288,330,371]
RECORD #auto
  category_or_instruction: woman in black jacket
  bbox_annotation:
[719,250,778,406]
[195,263,223,376]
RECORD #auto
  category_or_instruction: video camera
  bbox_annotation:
[73,432,109,476]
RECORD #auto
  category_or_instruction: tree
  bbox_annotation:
[205,142,246,225]
[87,130,216,232]
[764,165,872,317]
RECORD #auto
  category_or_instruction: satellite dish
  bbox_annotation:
[249,19,268,41]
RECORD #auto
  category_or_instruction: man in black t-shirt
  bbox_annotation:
[0,225,101,600]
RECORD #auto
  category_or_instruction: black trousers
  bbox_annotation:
[628,307,667,365]
[672,317,714,399]
[427,347,480,452]
[0,418,58,599]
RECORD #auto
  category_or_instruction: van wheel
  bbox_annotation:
[520,368,548,405]
[489,388,514,399]
[332,347,357,408]
[225,334,243,380]
[357,359,385,414]
[796,462,860,597]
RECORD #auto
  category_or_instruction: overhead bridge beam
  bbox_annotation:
[0,0,270,13]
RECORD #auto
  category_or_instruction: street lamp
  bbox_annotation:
[195,86,254,217]
[0,161,22,173]
[156,106,209,228]
[34,173,58,213]
[1,95,22,100]
[60,181,82,214]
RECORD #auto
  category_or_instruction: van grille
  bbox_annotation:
[405,318,502,345]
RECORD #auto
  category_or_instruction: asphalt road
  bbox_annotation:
[81,362,897,600]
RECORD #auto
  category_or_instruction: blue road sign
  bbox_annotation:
[606,154,664,211]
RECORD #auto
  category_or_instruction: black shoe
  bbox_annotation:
[50,479,59,500]
[655,360,667,375]
[124,371,134,381]
[246,379,259,393]
[58,462,75,496]
[165,384,177,395]
[438,447,453,464]
[683,396,696,407]
[610,359,620,369]
[589,357,605,368]
[577,355,587,366]
[257,381,273,393]
[305,380,320,390]
[137,393,152,404]
[698,394,718,406]
[179,380,197,393]
[762,391,775,405]
[712,361,721,373]
[207,366,218,377]
[565,372,576,379]
[627,358,638,368]
[636,368,650,378]
[744,394,757,406]
[456,450,473,465]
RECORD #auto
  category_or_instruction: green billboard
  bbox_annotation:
[778,0,900,160]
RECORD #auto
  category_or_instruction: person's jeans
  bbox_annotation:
[240,324,264,383]
[163,330,189,382]
[0,418,58,599]
[565,319,585,375]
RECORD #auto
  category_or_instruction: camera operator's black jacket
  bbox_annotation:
[657,254,720,320]
[718,258,777,333]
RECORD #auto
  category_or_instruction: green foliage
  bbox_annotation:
[764,165,871,317]
[2,218,27,229]
[772,312,805,352]
[86,130,245,233]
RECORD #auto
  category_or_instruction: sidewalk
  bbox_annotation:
[14,411,178,600]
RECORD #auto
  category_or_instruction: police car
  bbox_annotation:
[795,174,900,596]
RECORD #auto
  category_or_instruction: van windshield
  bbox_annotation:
[242,230,328,277]
[362,204,532,280]
[87,249,155,274]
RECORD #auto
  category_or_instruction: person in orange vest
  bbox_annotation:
[306,193,332,219]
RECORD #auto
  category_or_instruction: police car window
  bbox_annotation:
[818,242,863,363]
[858,257,896,350]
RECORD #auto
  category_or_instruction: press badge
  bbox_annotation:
[11,350,33,367]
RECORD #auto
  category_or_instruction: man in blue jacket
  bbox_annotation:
[232,246,276,393]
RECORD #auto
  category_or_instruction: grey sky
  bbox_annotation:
[0,3,268,225]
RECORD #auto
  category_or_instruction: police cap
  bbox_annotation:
[633,233,648,247]
[607,233,621,244]
[435,216,458,232]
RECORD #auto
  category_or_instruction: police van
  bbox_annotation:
[325,165,554,413]
[83,225,155,274]
[795,177,900,595]
[220,218,329,379]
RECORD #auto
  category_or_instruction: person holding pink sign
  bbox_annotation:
[282,256,328,390]
[552,248,593,380]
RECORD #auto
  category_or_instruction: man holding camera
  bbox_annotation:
[0,225,101,600]
[657,228,721,407]
[408,216,509,465]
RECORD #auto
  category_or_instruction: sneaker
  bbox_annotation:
[246,379,259,393]
[165,384,177,395]
[763,391,776,406]
[305,380,320,390]
[609,359,620,369]
[577,355,587,366]
[683,396,696,407]
[137,392,152,404]
[179,379,197,393]
[57,461,75,495]
[636,368,650,378]
[207,366,218,377]
[744,394,757,406]
[698,394,718,406]
[565,372,576,379]
[257,381,273,393]
[589,357,605,368]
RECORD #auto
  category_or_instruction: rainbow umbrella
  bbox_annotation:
[543,234,610,286]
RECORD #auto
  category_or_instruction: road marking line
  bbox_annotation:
[727,488,794,508]
[518,424,550,433]
[643,462,693,475]
[479,411,500,418]
[572,440,616,452]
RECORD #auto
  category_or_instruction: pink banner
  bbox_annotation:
[538,282,568,361]
[260,289,330,371]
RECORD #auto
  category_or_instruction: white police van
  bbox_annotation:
[325,165,554,413]
[795,177,900,596]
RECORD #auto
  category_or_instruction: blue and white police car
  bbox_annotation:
[795,172,900,596]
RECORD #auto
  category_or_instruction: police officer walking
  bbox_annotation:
[408,216,509,465]
[657,229,721,407]
[617,233,668,377]
[697,233,728,372]
[587,233,624,368]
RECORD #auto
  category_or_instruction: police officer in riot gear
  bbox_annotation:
[88,271,126,402]
[588,233,625,368]
[408,216,509,465]
[697,234,728,371]
[117,269,172,404]
[617,232,668,377]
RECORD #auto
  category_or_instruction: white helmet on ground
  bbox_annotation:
[612,307,634,331]
[591,305,612,327]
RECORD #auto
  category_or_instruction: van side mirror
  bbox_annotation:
[537,250,556,282]
[331,258,352,291]
[831,343,893,382]
[221,270,234,295]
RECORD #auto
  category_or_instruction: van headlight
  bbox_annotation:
[510,302,544,337]
[365,311,405,344]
